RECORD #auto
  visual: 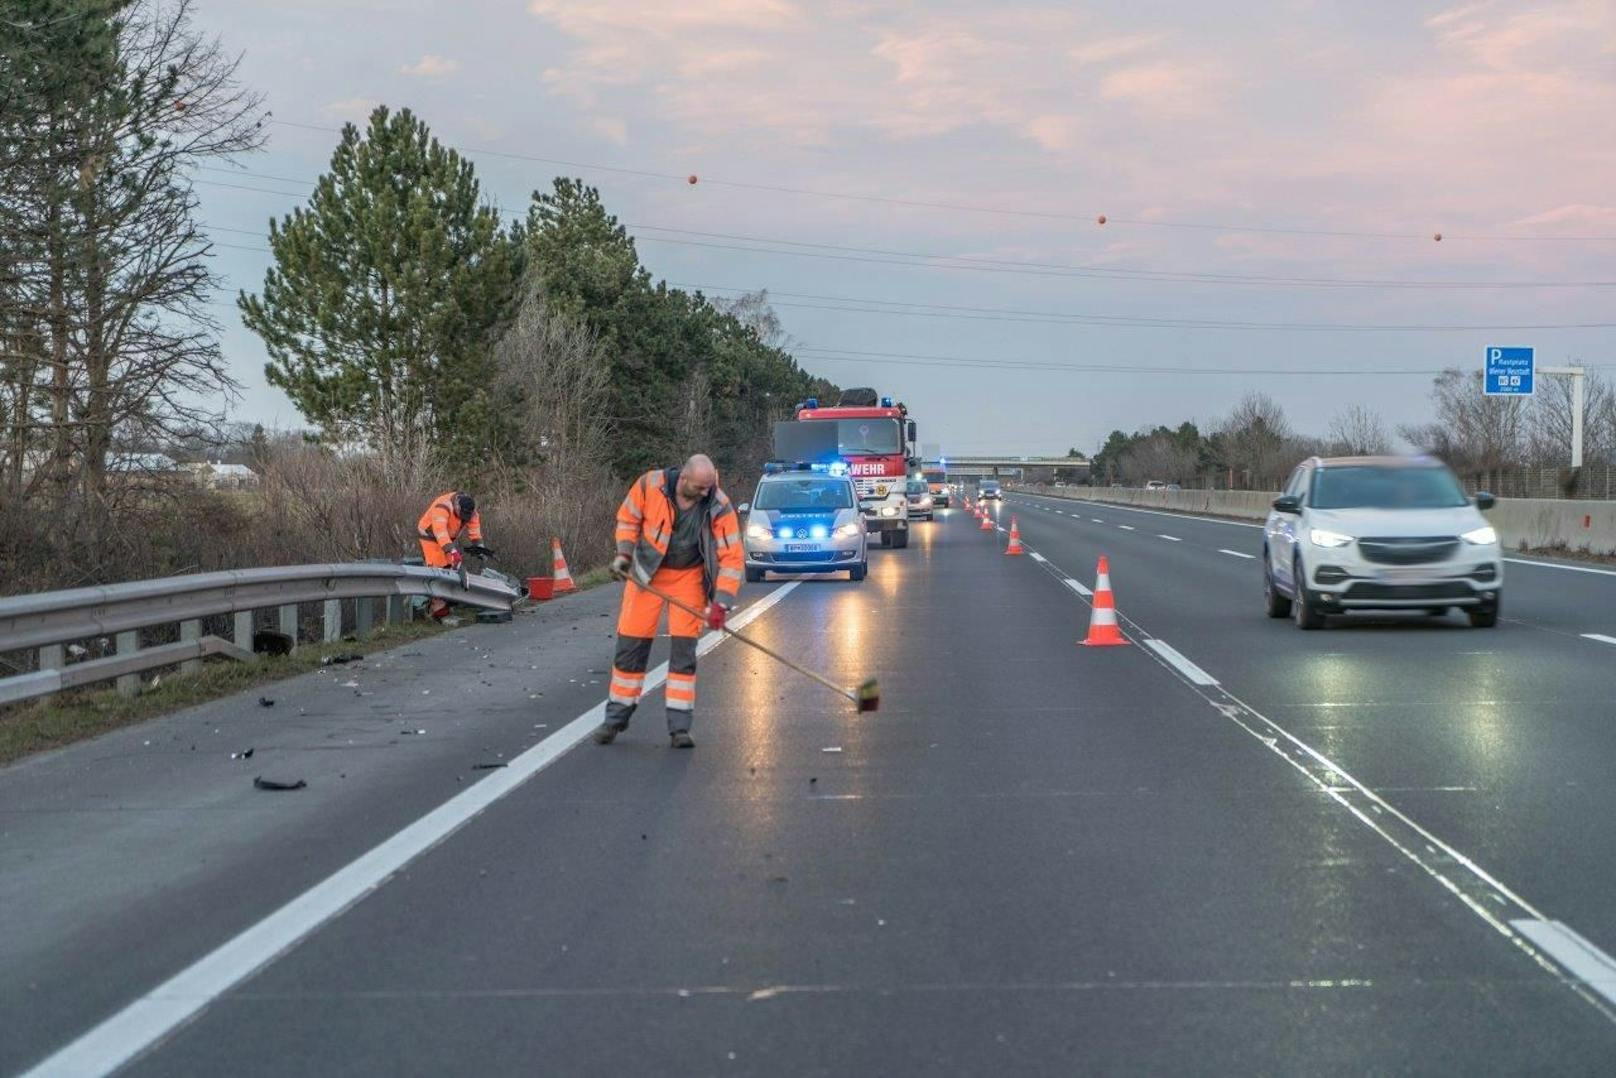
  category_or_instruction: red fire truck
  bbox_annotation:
[792,389,918,548]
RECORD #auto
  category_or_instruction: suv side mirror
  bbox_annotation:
[1474,492,1496,511]
[738,503,751,514]
[1271,494,1302,514]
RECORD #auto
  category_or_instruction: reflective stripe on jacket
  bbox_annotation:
[615,467,744,602]
[417,491,483,549]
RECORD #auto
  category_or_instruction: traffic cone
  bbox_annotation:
[551,537,577,594]
[979,508,994,531]
[1005,516,1024,555]
[1080,556,1128,646]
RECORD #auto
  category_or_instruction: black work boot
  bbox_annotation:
[669,731,695,749]
[593,723,626,745]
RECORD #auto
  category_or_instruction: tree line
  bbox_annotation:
[1089,370,1616,493]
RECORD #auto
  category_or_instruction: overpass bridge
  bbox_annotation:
[923,454,1090,483]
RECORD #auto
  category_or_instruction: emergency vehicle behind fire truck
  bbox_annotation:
[772,389,920,548]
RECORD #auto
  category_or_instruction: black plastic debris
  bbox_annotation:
[476,610,512,625]
[258,696,275,708]
[471,762,508,770]
[232,748,255,760]
[253,631,293,657]
[253,776,305,791]
[320,653,364,667]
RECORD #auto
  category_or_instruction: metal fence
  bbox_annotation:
[1092,463,1616,501]
[0,563,517,707]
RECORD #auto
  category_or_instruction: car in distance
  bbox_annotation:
[1263,456,1502,629]
[977,480,1002,500]
[742,467,868,582]
[905,478,935,521]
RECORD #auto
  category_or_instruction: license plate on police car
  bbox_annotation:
[784,543,822,553]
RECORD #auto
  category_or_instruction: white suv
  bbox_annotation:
[1262,456,1502,629]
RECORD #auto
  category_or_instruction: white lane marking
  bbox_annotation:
[1512,920,1616,1006]
[1063,578,1093,598]
[1054,510,1065,515]
[1091,518,1104,524]
[1117,525,1135,531]
[1144,640,1219,686]
[1029,552,1048,563]
[1019,493,1265,530]
[1157,534,1181,542]
[1509,558,1616,578]
[1583,633,1616,646]
[1219,549,1257,560]
[25,583,804,1077]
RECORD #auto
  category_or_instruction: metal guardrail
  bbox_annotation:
[0,563,518,707]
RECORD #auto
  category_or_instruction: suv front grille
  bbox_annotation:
[1358,536,1459,565]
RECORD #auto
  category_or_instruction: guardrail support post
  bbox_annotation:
[39,643,64,672]
[355,596,374,639]
[179,619,202,674]
[278,605,298,654]
[116,631,139,696]
[387,595,405,624]
[234,611,257,662]
[323,599,342,644]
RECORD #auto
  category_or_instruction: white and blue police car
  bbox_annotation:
[740,464,868,582]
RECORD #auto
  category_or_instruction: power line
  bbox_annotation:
[268,118,1616,243]
[683,282,1616,332]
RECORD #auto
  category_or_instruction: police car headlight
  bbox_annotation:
[835,523,861,538]
[1461,525,1497,545]
[746,523,771,540]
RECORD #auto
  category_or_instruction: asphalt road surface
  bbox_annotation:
[8,499,1616,1075]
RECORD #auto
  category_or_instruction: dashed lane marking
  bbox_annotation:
[1512,921,1616,1007]
[1118,525,1135,531]
[1144,639,1218,685]
[1029,552,1047,563]
[1219,549,1257,560]
[1063,578,1093,598]
[1157,534,1182,542]
[1583,634,1616,646]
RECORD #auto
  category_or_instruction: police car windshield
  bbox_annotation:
[836,419,902,456]
[905,479,928,494]
[1311,466,1468,510]
[755,478,854,510]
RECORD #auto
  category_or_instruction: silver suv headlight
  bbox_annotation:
[1309,528,1354,548]
[1461,525,1498,545]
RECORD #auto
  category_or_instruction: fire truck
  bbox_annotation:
[774,388,919,548]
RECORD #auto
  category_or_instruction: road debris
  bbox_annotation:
[231,748,255,760]
[471,762,508,770]
[320,653,363,666]
[253,777,306,791]
[821,747,843,754]
[258,696,275,708]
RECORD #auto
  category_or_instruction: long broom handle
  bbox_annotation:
[633,579,858,705]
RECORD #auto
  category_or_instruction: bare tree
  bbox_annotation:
[1217,391,1295,488]
[1326,405,1391,456]
[1400,368,1525,479]
[1528,369,1614,467]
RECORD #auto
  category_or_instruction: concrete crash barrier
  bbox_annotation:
[1014,485,1616,556]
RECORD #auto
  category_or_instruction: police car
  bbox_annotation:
[740,465,868,582]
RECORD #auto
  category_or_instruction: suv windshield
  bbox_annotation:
[755,477,854,511]
[834,418,902,456]
[1311,466,1468,510]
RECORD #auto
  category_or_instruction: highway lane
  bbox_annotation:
[33,507,1611,1074]
[1004,490,1616,979]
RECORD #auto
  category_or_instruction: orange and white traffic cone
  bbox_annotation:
[979,507,994,531]
[1080,555,1128,646]
[1005,516,1024,555]
[551,537,577,594]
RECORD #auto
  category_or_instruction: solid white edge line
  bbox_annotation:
[23,581,804,1078]
[1219,549,1257,560]
[1507,558,1616,578]
[1582,633,1616,646]
[1063,578,1093,598]
[1157,534,1181,542]
[1029,552,1047,563]
[1143,639,1220,686]
[1512,920,1616,1005]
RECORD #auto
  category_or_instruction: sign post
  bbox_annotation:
[1539,365,1587,469]
[1483,346,1534,396]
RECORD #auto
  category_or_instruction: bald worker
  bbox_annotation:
[594,454,745,748]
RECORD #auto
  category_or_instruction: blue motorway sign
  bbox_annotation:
[1484,346,1534,396]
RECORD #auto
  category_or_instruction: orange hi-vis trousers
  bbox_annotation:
[605,565,704,733]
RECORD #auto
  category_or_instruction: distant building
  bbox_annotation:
[108,453,181,474]
[187,461,260,489]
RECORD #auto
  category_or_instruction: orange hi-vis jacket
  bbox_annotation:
[417,491,483,553]
[615,467,744,604]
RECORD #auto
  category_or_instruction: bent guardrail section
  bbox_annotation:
[0,563,518,707]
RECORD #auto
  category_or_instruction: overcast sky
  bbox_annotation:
[195,0,1616,457]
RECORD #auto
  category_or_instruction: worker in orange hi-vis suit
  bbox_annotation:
[593,454,744,749]
[416,491,493,618]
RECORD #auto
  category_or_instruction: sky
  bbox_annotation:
[193,0,1616,457]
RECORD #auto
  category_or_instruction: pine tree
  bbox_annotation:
[241,106,518,469]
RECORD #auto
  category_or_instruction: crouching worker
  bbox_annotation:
[417,490,494,619]
[594,454,743,749]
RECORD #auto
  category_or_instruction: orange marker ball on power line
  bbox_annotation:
[1433,232,1442,241]
[687,174,698,185]
[1096,214,1107,225]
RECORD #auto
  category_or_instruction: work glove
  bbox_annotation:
[464,543,495,559]
[610,554,631,580]
[446,546,463,569]
[706,601,729,631]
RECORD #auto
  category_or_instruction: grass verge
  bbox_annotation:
[0,620,445,767]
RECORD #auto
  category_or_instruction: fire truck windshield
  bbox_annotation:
[834,418,902,456]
